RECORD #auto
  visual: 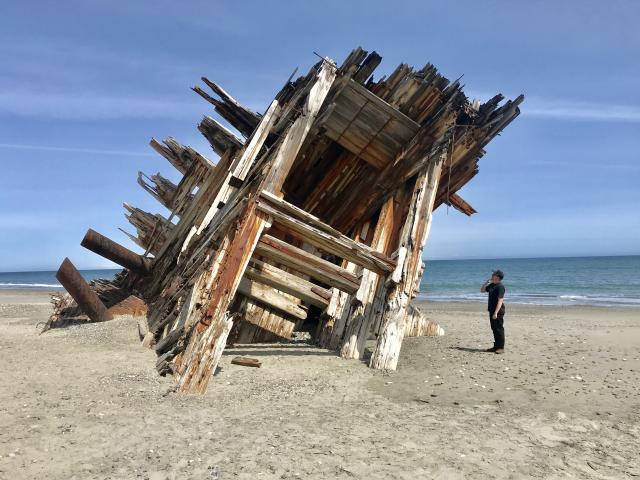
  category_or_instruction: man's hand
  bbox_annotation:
[492,313,497,320]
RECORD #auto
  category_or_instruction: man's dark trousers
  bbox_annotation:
[490,313,505,349]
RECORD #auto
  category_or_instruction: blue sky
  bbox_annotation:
[1,0,639,271]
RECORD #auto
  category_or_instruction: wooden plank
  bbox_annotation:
[254,235,360,295]
[237,277,307,320]
[257,192,396,275]
[232,298,297,343]
[198,116,243,156]
[444,192,477,216]
[346,81,419,136]
[193,78,262,138]
[244,260,331,308]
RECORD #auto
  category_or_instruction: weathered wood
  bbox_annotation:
[404,304,445,337]
[340,197,395,359]
[444,192,477,216]
[172,60,337,393]
[257,191,396,275]
[198,115,243,156]
[370,151,445,370]
[188,100,280,246]
[123,203,172,256]
[231,356,262,368]
[232,298,298,343]
[174,205,268,393]
[201,77,262,137]
[244,260,331,308]
[149,138,215,176]
[255,235,360,295]
[238,277,308,320]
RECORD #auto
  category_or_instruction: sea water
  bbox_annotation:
[0,269,119,290]
[421,256,640,307]
[1,256,639,307]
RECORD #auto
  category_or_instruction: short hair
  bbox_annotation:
[493,269,504,280]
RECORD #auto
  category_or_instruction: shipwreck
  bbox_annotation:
[48,47,523,393]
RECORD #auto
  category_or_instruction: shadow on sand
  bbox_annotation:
[450,346,490,353]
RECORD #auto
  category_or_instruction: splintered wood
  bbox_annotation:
[50,47,522,394]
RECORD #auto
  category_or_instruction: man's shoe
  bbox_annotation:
[485,347,497,352]
[494,348,505,354]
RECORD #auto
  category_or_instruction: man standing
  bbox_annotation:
[480,270,506,354]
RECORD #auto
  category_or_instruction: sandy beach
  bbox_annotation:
[1,290,639,479]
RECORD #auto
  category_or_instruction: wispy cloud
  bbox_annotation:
[524,100,640,122]
[0,91,205,120]
[0,142,155,157]
[0,212,69,230]
[467,91,640,123]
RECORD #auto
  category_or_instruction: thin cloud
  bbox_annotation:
[525,101,640,122]
[0,212,69,230]
[0,143,155,157]
[467,91,640,122]
[0,91,205,120]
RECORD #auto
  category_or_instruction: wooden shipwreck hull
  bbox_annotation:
[49,47,522,393]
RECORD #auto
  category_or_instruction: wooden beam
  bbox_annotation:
[231,298,297,343]
[257,191,396,275]
[237,277,307,320]
[198,115,243,156]
[191,100,280,240]
[193,79,261,138]
[201,78,262,134]
[244,260,331,308]
[254,235,359,295]
[149,138,215,176]
[444,192,477,216]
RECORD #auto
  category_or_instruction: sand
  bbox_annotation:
[1,290,639,479]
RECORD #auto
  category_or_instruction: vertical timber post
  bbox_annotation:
[369,151,445,370]
[339,197,395,359]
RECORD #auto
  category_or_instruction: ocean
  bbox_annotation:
[1,256,639,307]
[0,269,119,290]
[421,255,640,307]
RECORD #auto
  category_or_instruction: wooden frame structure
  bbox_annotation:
[49,48,523,394]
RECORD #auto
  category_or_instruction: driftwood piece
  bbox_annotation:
[231,356,262,368]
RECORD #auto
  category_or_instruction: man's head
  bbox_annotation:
[491,270,504,283]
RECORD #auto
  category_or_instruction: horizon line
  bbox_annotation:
[2,253,639,274]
